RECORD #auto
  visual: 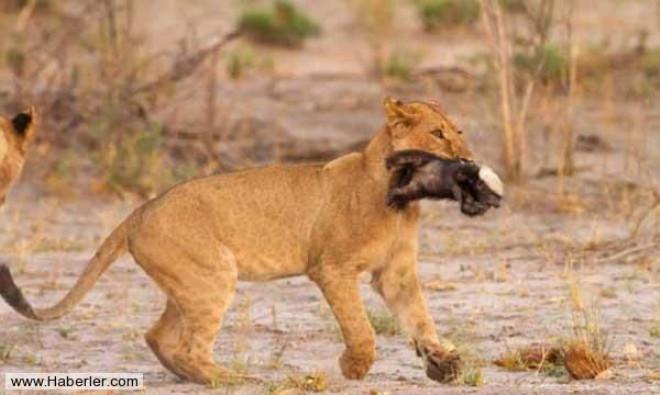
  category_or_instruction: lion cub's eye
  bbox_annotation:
[430,129,444,139]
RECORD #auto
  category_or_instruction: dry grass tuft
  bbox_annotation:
[650,322,660,338]
[268,371,329,394]
[447,333,485,387]
[453,363,484,387]
[562,341,611,380]
[494,343,562,372]
[367,309,401,336]
[0,343,15,362]
[562,286,613,380]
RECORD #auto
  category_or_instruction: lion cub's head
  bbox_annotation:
[383,97,472,160]
[0,107,37,206]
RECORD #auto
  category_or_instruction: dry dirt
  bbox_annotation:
[0,173,658,395]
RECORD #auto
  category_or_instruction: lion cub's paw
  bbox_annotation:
[415,342,462,383]
[339,349,375,380]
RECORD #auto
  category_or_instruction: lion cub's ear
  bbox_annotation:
[10,106,37,145]
[384,97,418,126]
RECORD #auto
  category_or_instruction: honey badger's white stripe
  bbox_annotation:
[478,165,504,197]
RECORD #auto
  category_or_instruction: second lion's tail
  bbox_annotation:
[0,217,131,321]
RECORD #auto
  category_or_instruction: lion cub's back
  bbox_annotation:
[137,163,327,278]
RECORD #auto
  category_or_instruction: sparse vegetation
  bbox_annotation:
[56,326,75,340]
[454,363,484,386]
[238,0,320,47]
[450,336,485,387]
[0,343,15,362]
[92,122,187,197]
[347,0,396,76]
[562,340,611,380]
[649,322,660,338]
[562,280,613,380]
[494,343,562,373]
[498,0,526,13]
[640,48,660,92]
[267,371,329,394]
[383,51,414,81]
[227,48,256,80]
[367,309,400,336]
[415,0,481,31]
[514,44,568,85]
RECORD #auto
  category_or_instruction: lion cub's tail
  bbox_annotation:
[0,217,131,321]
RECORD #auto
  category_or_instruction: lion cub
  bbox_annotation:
[0,107,37,206]
[1,98,502,386]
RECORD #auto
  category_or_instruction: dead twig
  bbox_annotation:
[129,29,242,95]
[630,189,660,239]
[594,242,658,264]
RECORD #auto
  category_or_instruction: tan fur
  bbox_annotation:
[0,107,37,206]
[0,98,473,385]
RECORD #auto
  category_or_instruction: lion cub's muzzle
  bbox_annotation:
[385,150,504,216]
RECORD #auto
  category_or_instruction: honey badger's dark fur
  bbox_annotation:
[386,149,502,216]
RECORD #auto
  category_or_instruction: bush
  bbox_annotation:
[415,0,480,31]
[642,48,660,79]
[514,44,568,85]
[226,47,275,80]
[383,52,414,81]
[499,0,527,13]
[91,120,195,198]
[367,310,400,336]
[226,48,256,80]
[238,0,320,47]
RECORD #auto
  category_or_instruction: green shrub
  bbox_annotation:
[642,48,660,79]
[650,322,660,338]
[514,44,568,85]
[367,309,400,336]
[226,47,275,80]
[227,49,256,80]
[499,0,526,13]
[383,52,413,81]
[238,0,320,47]
[92,120,194,197]
[5,47,25,76]
[415,0,480,31]
[0,0,51,13]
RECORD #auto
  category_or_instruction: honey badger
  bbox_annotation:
[386,149,503,215]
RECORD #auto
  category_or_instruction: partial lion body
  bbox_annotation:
[0,108,36,205]
[0,99,481,385]
[135,164,327,281]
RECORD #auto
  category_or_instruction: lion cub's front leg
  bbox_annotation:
[310,268,376,380]
[371,244,462,383]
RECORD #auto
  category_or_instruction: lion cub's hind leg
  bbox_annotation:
[145,300,187,379]
[132,231,243,385]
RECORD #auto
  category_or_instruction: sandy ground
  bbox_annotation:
[0,180,658,394]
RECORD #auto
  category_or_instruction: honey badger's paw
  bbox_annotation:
[415,341,462,383]
[339,348,376,380]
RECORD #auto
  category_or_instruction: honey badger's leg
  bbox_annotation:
[131,229,242,385]
[310,268,376,380]
[371,243,461,383]
[387,180,427,208]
